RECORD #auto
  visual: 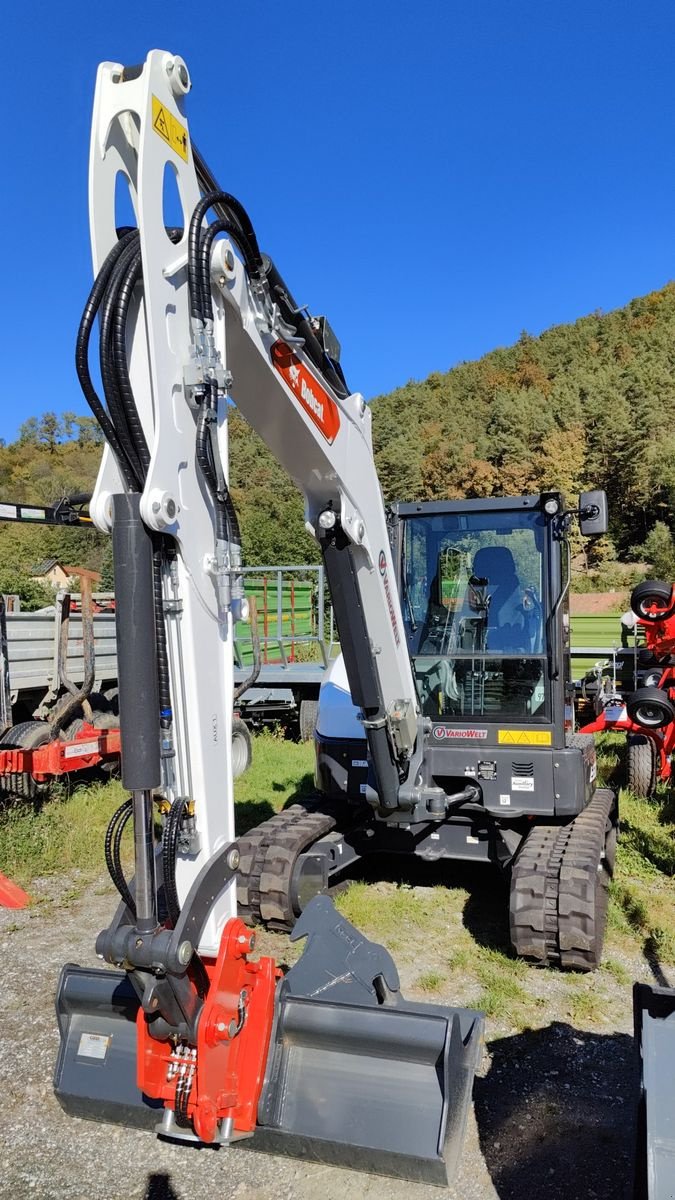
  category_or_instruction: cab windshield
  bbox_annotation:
[401,508,548,721]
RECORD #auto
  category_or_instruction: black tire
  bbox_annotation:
[627,734,657,798]
[232,717,252,779]
[0,720,53,802]
[626,686,675,730]
[641,668,664,689]
[631,580,675,622]
[0,720,53,749]
[299,698,318,742]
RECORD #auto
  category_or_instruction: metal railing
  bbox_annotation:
[234,565,337,669]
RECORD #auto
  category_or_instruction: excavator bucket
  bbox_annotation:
[634,982,675,1199]
[55,896,483,1186]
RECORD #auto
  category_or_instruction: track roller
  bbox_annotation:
[509,787,617,971]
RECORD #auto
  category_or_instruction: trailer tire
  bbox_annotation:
[232,717,252,779]
[299,699,318,742]
[626,686,675,730]
[631,580,675,622]
[627,735,657,798]
[0,720,53,802]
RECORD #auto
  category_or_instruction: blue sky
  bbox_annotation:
[3,1,675,443]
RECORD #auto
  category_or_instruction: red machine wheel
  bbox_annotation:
[626,687,675,730]
[631,580,675,623]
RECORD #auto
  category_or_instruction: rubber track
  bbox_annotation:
[237,802,336,931]
[510,788,616,971]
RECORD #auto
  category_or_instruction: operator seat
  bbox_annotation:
[470,545,524,652]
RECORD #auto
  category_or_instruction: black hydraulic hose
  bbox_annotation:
[75,231,140,489]
[195,394,228,543]
[98,235,145,488]
[199,218,235,320]
[188,190,263,320]
[112,248,151,477]
[225,491,241,547]
[192,148,351,399]
[191,148,264,271]
[195,380,242,548]
[104,798,136,916]
[162,794,188,926]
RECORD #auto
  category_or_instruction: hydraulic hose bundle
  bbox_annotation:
[77,158,348,922]
[104,797,135,917]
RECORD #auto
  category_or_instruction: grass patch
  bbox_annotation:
[335,880,441,944]
[620,792,675,876]
[472,945,530,1022]
[596,732,624,786]
[417,969,445,993]
[607,788,675,967]
[601,958,631,986]
[234,730,314,834]
[0,730,315,888]
[0,778,127,886]
[564,982,607,1026]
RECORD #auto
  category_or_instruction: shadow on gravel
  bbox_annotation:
[145,1173,182,1200]
[462,871,511,953]
[474,1022,637,1200]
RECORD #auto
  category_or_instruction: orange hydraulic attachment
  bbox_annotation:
[137,917,280,1142]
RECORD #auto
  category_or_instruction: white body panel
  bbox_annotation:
[316,654,363,741]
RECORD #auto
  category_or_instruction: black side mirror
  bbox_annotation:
[579,489,608,537]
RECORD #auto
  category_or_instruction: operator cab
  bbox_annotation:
[400,501,548,723]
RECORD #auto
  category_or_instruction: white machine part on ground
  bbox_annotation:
[54,49,482,1186]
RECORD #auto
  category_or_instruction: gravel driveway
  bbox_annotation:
[1,875,648,1200]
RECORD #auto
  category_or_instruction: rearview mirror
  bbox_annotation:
[579,489,608,537]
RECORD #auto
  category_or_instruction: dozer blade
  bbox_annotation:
[634,982,675,1200]
[55,896,483,1187]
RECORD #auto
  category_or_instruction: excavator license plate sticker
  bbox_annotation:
[498,730,552,746]
[77,1032,111,1061]
[271,342,341,444]
[151,96,189,162]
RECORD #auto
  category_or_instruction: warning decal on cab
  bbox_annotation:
[151,96,189,162]
[498,730,552,746]
[271,342,341,444]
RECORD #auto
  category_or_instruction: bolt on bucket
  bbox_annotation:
[55,897,483,1187]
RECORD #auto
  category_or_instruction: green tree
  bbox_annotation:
[636,522,675,581]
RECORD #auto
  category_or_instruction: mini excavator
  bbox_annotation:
[53,50,483,1185]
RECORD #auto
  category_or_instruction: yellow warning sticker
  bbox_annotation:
[151,95,189,162]
[498,729,552,746]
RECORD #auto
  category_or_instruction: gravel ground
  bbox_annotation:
[0,874,651,1200]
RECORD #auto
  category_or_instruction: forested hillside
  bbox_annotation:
[3,283,675,606]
